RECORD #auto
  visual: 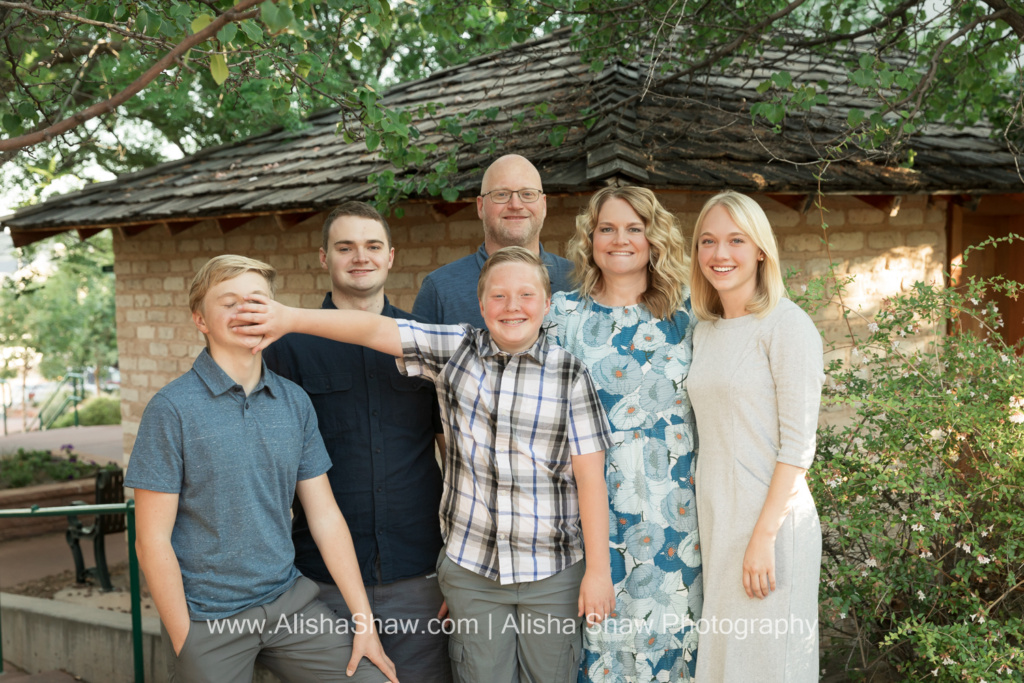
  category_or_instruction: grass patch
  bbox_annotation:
[50,396,121,429]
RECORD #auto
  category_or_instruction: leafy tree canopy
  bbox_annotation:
[1,0,1021,204]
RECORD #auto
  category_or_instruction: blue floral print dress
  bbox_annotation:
[546,291,702,683]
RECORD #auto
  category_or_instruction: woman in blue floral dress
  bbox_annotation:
[545,186,701,682]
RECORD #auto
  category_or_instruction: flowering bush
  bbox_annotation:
[792,244,1024,682]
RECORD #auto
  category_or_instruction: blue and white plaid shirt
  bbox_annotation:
[397,321,613,584]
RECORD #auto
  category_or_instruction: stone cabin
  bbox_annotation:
[4,30,1023,461]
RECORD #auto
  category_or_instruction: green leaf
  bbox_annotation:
[16,102,37,119]
[262,1,293,33]
[772,71,792,88]
[217,23,238,45]
[2,113,23,135]
[548,124,568,147]
[441,187,459,202]
[296,54,313,78]
[137,9,150,34]
[192,14,214,35]
[239,20,263,42]
[349,42,363,60]
[756,80,772,94]
[210,53,229,85]
[847,109,865,126]
[365,129,380,151]
[462,129,478,144]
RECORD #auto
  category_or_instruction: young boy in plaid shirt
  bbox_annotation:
[235,246,614,682]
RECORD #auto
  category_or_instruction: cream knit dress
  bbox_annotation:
[687,298,824,682]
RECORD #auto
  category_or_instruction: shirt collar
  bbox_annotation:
[321,292,395,316]
[192,348,277,398]
[475,327,550,365]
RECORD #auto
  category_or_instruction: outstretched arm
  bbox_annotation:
[233,294,401,356]
[573,451,614,626]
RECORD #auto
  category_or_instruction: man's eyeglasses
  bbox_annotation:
[480,189,543,204]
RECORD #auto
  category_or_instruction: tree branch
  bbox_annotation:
[979,0,1024,39]
[0,0,265,152]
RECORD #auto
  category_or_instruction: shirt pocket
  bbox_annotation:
[301,372,354,435]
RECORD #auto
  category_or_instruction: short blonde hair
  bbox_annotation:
[188,255,277,314]
[477,246,551,300]
[689,191,784,321]
[567,186,690,320]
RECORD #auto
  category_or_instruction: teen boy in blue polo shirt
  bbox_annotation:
[234,247,615,683]
[126,255,397,683]
[264,202,449,682]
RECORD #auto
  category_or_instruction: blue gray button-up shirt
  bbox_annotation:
[125,349,331,620]
[412,243,574,326]
[264,294,444,586]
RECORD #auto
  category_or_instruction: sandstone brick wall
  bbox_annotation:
[112,193,948,460]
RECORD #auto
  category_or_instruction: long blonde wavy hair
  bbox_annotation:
[567,186,690,320]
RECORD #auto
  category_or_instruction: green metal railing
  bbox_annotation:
[29,372,87,432]
[0,500,143,682]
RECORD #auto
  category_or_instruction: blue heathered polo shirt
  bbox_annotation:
[125,349,331,621]
[412,243,574,326]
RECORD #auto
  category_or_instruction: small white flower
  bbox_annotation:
[942,656,955,666]
[892,340,900,350]
[801,284,807,293]
[978,555,992,564]
[901,514,908,521]
[860,570,868,577]
[932,511,941,520]
[970,297,979,305]
[839,612,847,619]
[931,667,940,676]
[920,550,933,558]
[1001,354,1010,363]
[868,322,879,333]
[917,590,926,600]
[865,558,877,567]
[1010,411,1024,425]
[963,544,971,553]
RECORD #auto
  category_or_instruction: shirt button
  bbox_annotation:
[376,487,383,493]
[244,402,250,409]
[497,533,507,541]
[372,409,379,417]
[369,372,375,379]
[375,448,381,454]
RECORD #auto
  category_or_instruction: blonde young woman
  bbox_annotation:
[686,191,824,682]
[546,186,701,682]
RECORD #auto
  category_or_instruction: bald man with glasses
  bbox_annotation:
[412,154,573,326]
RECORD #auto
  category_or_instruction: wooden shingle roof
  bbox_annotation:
[5,29,1022,245]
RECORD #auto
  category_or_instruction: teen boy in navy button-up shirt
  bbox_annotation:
[264,202,449,683]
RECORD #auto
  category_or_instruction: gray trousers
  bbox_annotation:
[315,573,452,683]
[436,551,584,683]
[164,576,388,683]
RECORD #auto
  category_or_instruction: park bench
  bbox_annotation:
[65,467,125,592]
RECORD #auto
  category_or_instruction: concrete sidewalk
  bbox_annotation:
[0,425,125,467]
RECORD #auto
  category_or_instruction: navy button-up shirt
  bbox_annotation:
[264,294,444,585]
